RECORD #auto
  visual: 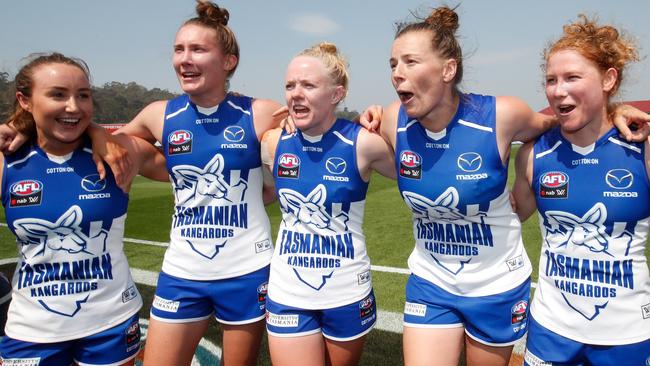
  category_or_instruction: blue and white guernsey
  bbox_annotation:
[531,127,650,345]
[2,141,141,342]
[396,93,531,296]
[269,119,371,309]
[162,94,272,280]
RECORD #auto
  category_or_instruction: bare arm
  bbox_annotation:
[110,134,168,184]
[379,100,401,150]
[512,142,537,222]
[252,98,284,142]
[260,127,282,205]
[116,100,167,143]
[356,128,396,181]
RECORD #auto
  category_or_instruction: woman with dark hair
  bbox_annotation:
[0,52,165,366]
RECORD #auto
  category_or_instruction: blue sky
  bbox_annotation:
[2,1,649,116]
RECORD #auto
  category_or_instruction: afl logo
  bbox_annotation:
[257,282,268,303]
[359,295,375,318]
[457,152,482,172]
[540,171,568,188]
[10,180,43,207]
[400,151,421,167]
[10,180,42,196]
[511,300,528,324]
[81,174,106,192]
[224,126,245,142]
[168,130,192,145]
[278,153,300,179]
[325,157,346,175]
[605,169,633,190]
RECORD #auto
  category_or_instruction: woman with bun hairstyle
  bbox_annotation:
[0,52,166,366]
[356,5,648,365]
[261,42,395,366]
[512,15,650,366]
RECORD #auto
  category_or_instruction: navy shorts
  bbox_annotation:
[404,274,530,346]
[524,315,650,366]
[266,291,377,341]
[0,312,140,366]
[150,265,269,324]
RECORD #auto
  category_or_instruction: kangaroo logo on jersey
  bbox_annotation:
[10,180,43,207]
[540,171,569,198]
[402,188,493,275]
[277,153,300,179]
[12,205,113,317]
[223,126,245,142]
[325,157,346,175]
[457,152,482,172]
[399,150,422,179]
[168,130,193,155]
[81,174,106,192]
[542,202,635,320]
[279,184,348,231]
[172,154,247,205]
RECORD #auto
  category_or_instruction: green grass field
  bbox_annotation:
[0,145,648,365]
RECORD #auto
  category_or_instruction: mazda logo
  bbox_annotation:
[325,157,346,175]
[81,174,106,192]
[605,169,633,190]
[224,126,245,142]
[457,152,482,172]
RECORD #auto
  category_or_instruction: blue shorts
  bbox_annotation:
[0,312,140,366]
[403,274,530,346]
[524,315,650,366]
[150,265,269,324]
[266,291,377,341]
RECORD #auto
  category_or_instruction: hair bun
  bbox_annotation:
[317,42,338,55]
[196,0,229,26]
[425,6,459,33]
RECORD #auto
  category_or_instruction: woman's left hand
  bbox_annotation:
[612,103,650,142]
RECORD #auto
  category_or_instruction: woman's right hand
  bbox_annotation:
[87,124,133,192]
[358,105,383,132]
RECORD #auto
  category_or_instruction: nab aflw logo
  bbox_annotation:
[540,171,569,198]
[168,130,193,155]
[277,153,300,179]
[399,150,422,179]
[10,180,43,207]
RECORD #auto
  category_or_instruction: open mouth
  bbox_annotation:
[292,104,310,118]
[181,71,201,80]
[557,104,575,114]
[397,91,414,104]
[56,118,80,127]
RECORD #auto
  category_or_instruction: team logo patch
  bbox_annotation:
[399,150,422,179]
[511,300,528,324]
[359,294,375,318]
[506,255,525,271]
[122,285,138,303]
[125,320,141,352]
[539,171,568,199]
[81,174,106,192]
[257,282,268,306]
[277,153,300,179]
[457,152,482,172]
[10,179,43,207]
[357,270,371,285]
[168,129,193,155]
[223,126,245,142]
[254,239,272,253]
[605,169,633,189]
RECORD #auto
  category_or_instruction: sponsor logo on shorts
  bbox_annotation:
[10,179,43,207]
[277,153,300,179]
[359,295,375,319]
[506,255,525,271]
[539,171,568,199]
[255,239,272,253]
[122,285,138,303]
[1,357,41,366]
[257,282,268,308]
[168,129,193,155]
[399,150,422,179]
[524,349,552,366]
[266,312,299,327]
[125,320,141,352]
[642,303,650,319]
[152,295,180,313]
[357,270,371,285]
[404,302,426,317]
[511,300,528,326]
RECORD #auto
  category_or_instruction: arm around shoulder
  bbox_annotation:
[379,100,401,149]
[117,100,167,143]
[357,128,396,181]
[261,127,282,204]
[511,142,537,222]
[496,96,557,144]
[252,98,284,141]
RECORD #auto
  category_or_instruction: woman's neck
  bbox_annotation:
[418,92,460,133]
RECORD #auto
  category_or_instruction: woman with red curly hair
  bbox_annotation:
[513,15,650,365]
